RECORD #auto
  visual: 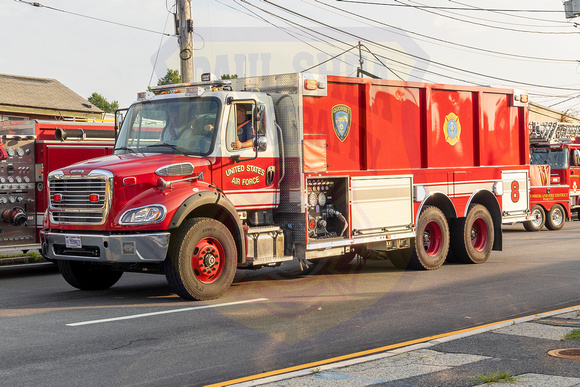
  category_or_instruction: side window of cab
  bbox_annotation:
[226,103,253,151]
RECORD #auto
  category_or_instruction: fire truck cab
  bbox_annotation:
[524,122,580,231]
[41,73,530,301]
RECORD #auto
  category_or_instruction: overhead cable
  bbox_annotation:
[335,0,567,13]
[396,0,579,35]
[15,0,174,36]
[313,0,579,63]
[260,0,580,91]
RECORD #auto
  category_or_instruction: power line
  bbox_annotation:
[221,0,358,70]
[427,1,572,29]
[260,0,580,91]
[239,0,493,85]
[335,0,567,13]
[312,0,579,64]
[148,11,174,88]
[448,0,572,26]
[15,0,174,36]
[395,0,579,35]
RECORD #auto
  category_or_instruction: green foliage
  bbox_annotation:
[221,74,238,79]
[471,370,517,384]
[88,92,119,113]
[563,329,580,340]
[158,69,181,86]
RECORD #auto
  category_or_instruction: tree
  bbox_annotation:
[221,74,238,79]
[88,92,119,113]
[158,69,181,86]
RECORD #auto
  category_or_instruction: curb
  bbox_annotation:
[0,255,47,266]
[213,305,580,387]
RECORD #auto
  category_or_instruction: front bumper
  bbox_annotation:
[40,230,170,263]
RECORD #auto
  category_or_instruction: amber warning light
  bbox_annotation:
[513,90,529,107]
[304,79,318,90]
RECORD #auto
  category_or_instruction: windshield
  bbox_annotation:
[115,97,220,155]
[530,148,569,169]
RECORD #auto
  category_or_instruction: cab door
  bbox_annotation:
[220,99,280,211]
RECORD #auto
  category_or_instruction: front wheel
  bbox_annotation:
[57,260,123,290]
[408,206,449,270]
[451,204,494,264]
[524,205,545,232]
[545,204,565,231]
[165,218,237,301]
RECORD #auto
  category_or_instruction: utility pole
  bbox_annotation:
[177,0,194,83]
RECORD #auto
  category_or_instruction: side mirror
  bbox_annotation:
[116,112,124,128]
[114,109,127,140]
[574,149,580,166]
[253,103,267,136]
[257,136,267,152]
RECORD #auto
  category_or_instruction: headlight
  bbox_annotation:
[120,205,166,224]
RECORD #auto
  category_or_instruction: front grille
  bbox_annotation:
[48,173,112,225]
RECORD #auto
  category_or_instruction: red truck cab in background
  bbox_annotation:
[524,122,580,231]
[41,73,530,301]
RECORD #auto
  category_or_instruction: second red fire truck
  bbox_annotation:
[522,121,580,231]
[0,120,115,254]
[41,73,530,300]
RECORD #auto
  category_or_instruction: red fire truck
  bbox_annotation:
[522,121,580,231]
[0,120,115,254]
[40,74,530,300]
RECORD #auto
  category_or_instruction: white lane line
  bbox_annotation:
[67,298,268,327]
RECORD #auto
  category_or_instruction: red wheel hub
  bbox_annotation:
[191,237,225,284]
[423,221,443,256]
[471,218,489,251]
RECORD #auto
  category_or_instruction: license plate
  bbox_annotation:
[65,235,82,249]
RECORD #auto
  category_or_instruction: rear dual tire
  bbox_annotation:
[524,204,545,232]
[451,204,494,264]
[545,203,565,231]
[391,206,449,270]
[391,205,494,269]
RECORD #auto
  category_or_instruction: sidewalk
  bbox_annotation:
[230,306,580,387]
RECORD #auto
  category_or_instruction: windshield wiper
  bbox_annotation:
[144,143,190,155]
[113,146,136,153]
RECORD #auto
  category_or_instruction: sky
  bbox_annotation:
[1,0,579,115]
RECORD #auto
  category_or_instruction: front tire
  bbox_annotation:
[545,203,565,230]
[165,218,237,301]
[57,260,123,290]
[524,204,545,232]
[408,206,449,270]
[451,204,494,264]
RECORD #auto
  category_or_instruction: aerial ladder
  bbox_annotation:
[529,121,580,146]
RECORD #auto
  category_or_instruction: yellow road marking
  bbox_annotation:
[207,304,580,387]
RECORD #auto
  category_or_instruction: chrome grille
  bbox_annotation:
[48,172,112,225]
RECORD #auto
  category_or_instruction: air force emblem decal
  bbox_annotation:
[332,104,351,142]
[444,112,461,146]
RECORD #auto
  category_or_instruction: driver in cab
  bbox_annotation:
[231,105,253,150]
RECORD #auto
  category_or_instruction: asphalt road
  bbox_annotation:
[1,221,579,387]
